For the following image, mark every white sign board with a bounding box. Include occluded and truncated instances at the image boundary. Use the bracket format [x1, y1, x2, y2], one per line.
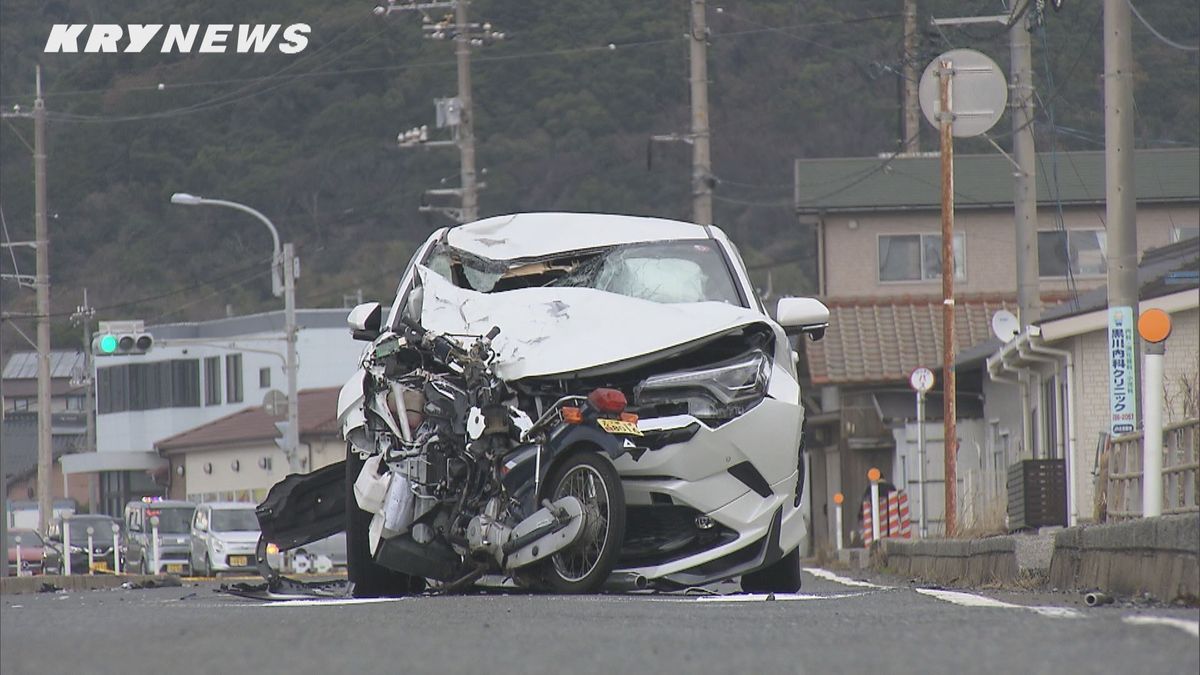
[1108, 306, 1138, 435]
[918, 49, 1008, 138]
[909, 367, 935, 393]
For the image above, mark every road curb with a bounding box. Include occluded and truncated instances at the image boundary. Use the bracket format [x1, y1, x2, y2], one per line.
[1048, 513, 1199, 604]
[0, 573, 181, 595]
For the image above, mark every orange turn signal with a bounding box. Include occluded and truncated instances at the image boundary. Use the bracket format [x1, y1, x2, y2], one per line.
[562, 406, 583, 424]
[619, 412, 639, 424]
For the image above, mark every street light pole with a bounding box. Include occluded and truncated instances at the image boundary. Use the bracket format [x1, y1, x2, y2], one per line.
[170, 193, 302, 473]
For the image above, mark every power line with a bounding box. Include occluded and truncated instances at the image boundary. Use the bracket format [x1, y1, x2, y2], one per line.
[1126, 0, 1199, 51]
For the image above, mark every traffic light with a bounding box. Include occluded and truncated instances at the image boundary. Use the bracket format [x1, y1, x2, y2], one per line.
[92, 320, 154, 356]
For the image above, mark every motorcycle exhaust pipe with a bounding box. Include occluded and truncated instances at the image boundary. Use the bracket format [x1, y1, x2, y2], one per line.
[1084, 591, 1114, 607]
[602, 572, 649, 592]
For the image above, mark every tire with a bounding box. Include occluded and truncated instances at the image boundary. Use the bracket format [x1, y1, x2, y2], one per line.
[535, 452, 626, 594]
[739, 546, 802, 593]
[345, 444, 425, 597]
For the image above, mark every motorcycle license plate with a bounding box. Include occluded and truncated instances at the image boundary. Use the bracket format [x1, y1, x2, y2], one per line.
[597, 418, 642, 436]
[166, 563, 185, 574]
[229, 555, 249, 567]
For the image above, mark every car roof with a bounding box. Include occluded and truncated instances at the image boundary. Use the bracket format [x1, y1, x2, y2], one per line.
[127, 500, 196, 509]
[446, 212, 710, 261]
[202, 502, 257, 510]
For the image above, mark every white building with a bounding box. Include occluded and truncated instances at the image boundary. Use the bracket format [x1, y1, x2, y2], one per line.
[61, 309, 365, 515]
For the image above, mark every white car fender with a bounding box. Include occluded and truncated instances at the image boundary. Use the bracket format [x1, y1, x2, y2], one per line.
[338, 369, 368, 443]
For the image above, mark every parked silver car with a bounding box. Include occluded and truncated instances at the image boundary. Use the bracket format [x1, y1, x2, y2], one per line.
[190, 502, 262, 576]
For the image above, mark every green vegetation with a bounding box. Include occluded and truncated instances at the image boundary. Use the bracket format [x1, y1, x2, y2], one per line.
[0, 0, 1196, 346]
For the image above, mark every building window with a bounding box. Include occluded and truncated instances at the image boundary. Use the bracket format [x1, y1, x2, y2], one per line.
[8, 397, 33, 412]
[878, 233, 965, 282]
[97, 359, 200, 414]
[204, 356, 222, 406]
[1038, 229, 1107, 277]
[226, 354, 243, 404]
[1172, 226, 1199, 243]
[65, 395, 86, 411]
[259, 367, 271, 389]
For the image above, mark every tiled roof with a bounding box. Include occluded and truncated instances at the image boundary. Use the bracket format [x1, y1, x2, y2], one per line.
[794, 148, 1199, 213]
[155, 387, 340, 452]
[805, 295, 1020, 385]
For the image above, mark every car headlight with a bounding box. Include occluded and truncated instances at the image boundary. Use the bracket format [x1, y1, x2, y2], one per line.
[634, 350, 771, 421]
[212, 538, 226, 553]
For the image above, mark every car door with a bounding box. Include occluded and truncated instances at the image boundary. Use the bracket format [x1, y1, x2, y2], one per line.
[190, 507, 207, 567]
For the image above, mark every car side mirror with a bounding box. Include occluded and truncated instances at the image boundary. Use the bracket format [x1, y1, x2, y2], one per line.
[348, 302, 382, 342]
[776, 297, 830, 341]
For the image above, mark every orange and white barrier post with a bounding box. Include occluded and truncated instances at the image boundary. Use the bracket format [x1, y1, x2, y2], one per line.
[868, 467, 882, 544]
[898, 492, 913, 538]
[833, 492, 845, 551]
[861, 500, 873, 546]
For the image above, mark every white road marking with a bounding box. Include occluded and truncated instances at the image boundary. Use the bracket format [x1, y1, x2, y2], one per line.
[259, 597, 409, 607]
[915, 588, 1083, 619]
[1122, 615, 1200, 638]
[802, 567, 889, 589]
[690, 592, 871, 603]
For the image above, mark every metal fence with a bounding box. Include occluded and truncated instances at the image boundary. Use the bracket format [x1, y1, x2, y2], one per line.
[1102, 419, 1200, 520]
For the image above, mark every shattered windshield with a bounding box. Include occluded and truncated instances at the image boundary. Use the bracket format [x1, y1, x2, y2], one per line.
[426, 240, 743, 306]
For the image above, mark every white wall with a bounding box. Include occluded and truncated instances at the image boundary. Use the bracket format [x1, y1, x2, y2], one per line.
[98, 326, 364, 453]
[182, 437, 344, 503]
[892, 418, 990, 536]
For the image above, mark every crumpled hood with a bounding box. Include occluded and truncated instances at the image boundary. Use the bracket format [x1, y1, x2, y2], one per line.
[417, 266, 774, 380]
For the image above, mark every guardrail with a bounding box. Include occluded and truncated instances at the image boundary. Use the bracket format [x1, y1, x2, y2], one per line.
[1103, 419, 1199, 520]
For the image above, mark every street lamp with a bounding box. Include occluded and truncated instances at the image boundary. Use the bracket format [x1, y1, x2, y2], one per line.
[170, 192, 302, 473]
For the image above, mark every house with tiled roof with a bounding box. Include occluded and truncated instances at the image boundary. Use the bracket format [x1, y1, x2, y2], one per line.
[793, 148, 1200, 550]
[155, 387, 343, 504]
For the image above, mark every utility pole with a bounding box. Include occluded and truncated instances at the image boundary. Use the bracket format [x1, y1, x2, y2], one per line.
[1010, 6, 1041, 328]
[282, 242, 301, 472]
[71, 290, 97, 513]
[454, 0, 478, 222]
[938, 58, 957, 537]
[902, 0, 921, 152]
[34, 66, 53, 536]
[689, 0, 712, 225]
[1104, 0, 1139, 428]
[381, 1, 502, 222]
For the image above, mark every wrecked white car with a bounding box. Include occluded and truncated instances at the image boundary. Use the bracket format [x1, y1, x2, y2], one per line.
[255, 213, 828, 596]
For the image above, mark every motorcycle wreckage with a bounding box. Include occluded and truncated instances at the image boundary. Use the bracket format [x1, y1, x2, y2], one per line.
[254, 317, 638, 596]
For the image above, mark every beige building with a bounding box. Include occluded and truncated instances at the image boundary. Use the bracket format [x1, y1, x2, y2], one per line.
[154, 388, 344, 504]
[793, 147, 1199, 549]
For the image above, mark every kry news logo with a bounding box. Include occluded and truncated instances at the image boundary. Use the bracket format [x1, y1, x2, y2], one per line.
[44, 24, 311, 54]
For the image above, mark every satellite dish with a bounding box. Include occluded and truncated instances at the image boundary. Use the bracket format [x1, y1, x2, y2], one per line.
[262, 389, 288, 417]
[918, 49, 1008, 138]
[991, 310, 1020, 343]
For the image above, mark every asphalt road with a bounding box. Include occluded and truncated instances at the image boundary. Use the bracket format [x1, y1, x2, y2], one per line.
[2, 569, 1197, 675]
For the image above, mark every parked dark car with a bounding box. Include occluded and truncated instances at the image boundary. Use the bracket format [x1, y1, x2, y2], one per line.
[48, 515, 123, 573]
[6, 529, 62, 576]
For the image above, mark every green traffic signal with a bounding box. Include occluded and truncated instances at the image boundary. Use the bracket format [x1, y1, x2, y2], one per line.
[98, 334, 118, 354]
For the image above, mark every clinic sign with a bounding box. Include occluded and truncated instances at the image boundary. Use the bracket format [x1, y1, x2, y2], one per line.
[1108, 306, 1137, 435]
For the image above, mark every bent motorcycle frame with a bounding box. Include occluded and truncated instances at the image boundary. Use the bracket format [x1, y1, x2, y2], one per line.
[252, 421, 628, 584]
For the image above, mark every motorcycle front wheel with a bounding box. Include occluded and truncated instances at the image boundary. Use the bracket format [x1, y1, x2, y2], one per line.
[535, 452, 626, 594]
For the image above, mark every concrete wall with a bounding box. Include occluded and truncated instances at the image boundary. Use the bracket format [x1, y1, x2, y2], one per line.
[820, 204, 1190, 298]
[97, 326, 362, 454]
[1049, 514, 1199, 603]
